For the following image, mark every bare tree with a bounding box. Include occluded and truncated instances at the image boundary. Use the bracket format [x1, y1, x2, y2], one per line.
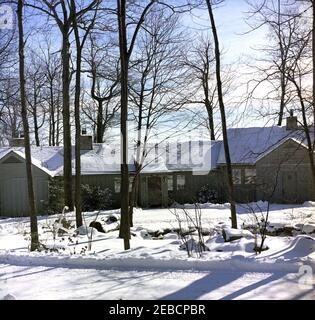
[83, 34, 120, 143]
[182, 35, 234, 140]
[17, 0, 39, 251]
[117, 0, 200, 250]
[0, 77, 21, 143]
[117, 0, 160, 250]
[71, 0, 100, 228]
[0, 12, 19, 144]
[245, 0, 298, 126]
[39, 42, 63, 146]
[26, 52, 47, 146]
[205, 0, 237, 229]
[128, 9, 187, 226]
[26, 0, 100, 210]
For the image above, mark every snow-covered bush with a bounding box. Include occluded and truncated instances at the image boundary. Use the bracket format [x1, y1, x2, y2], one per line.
[197, 184, 218, 203]
[81, 184, 113, 211]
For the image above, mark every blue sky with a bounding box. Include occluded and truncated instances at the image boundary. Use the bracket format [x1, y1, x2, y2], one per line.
[2, 0, 272, 142]
[184, 1, 267, 64]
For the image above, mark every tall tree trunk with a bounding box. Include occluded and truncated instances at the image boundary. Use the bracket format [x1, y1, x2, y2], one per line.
[96, 100, 104, 143]
[205, 98, 215, 140]
[56, 91, 61, 146]
[313, 1, 315, 144]
[277, 0, 285, 127]
[72, 1, 83, 228]
[278, 74, 286, 126]
[17, 0, 39, 251]
[50, 82, 56, 146]
[117, 0, 130, 250]
[205, 0, 237, 228]
[61, 29, 73, 211]
[33, 109, 40, 146]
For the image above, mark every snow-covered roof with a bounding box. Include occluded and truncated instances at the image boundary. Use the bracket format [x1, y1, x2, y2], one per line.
[0, 126, 310, 175]
[217, 126, 312, 165]
[0, 140, 221, 176]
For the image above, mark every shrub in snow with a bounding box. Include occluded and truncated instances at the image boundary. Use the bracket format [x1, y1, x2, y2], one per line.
[146, 229, 164, 238]
[197, 184, 219, 203]
[89, 221, 105, 233]
[171, 204, 208, 257]
[81, 184, 113, 211]
[57, 217, 74, 235]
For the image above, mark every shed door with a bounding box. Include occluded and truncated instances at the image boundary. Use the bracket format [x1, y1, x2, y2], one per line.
[148, 176, 162, 207]
[282, 171, 297, 203]
[0, 178, 29, 217]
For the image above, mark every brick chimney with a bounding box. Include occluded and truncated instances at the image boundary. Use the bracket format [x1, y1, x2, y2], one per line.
[286, 110, 298, 130]
[80, 128, 93, 150]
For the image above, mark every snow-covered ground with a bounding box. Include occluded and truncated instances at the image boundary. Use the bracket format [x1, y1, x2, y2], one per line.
[1, 265, 314, 300]
[0, 201, 315, 300]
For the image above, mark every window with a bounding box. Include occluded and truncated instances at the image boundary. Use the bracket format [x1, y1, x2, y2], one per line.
[232, 169, 242, 185]
[244, 168, 256, 184]
[177, 175, 185, 190]
[114, 177, 121, 193]
[167, 175, 173, 191]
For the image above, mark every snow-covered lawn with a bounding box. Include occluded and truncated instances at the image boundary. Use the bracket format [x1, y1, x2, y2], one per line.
[0, 201, 315, 300]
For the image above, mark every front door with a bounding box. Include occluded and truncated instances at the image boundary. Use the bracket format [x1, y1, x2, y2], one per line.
[282, 171, 298, 203]
[148, 176, 162, 207]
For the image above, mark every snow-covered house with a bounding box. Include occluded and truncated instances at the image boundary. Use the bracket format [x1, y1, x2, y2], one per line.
[0, 136, 222, 216]
[0, 113, 314, 216]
